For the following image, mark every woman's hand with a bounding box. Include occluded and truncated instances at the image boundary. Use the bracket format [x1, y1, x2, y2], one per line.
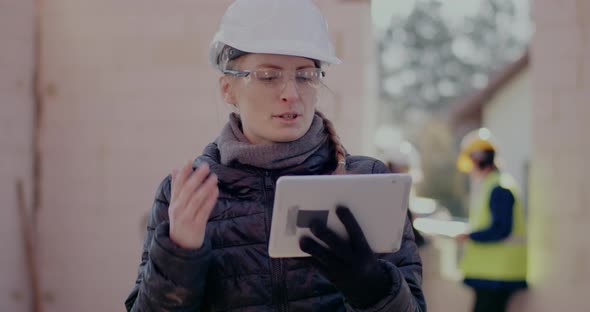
[169, 161, 219, 249]
[299, 206, 393, 308]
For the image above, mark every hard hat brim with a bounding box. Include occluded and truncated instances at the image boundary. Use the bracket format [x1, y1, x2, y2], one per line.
[209, 38, 342, 69]
[457, 152, 474, 173]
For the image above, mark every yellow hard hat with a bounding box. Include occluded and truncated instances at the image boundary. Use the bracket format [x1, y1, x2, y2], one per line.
[457, 128, 497, 173]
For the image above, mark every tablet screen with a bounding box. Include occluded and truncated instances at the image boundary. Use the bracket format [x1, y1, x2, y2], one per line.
[268, 174, 412, 258]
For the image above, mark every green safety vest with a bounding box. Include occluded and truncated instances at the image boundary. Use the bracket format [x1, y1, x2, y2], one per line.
[460, 171, 527, 281]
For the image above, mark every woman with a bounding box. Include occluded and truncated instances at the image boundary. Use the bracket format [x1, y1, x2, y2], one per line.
[125, 1, 426, 311]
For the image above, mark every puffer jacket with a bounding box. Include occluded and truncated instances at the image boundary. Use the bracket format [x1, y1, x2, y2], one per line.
[125, 142, 426, 312]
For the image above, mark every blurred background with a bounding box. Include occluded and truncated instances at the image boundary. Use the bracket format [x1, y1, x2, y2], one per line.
[1, 0, 588, 311]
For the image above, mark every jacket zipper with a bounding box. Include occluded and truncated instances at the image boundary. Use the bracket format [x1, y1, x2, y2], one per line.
[263, 171, 288, 312]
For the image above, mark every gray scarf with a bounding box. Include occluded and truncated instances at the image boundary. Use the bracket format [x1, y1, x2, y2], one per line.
[216, 113, 328, 170]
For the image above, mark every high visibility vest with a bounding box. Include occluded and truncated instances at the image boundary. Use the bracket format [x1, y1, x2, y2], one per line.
[460, 171, 527, 281]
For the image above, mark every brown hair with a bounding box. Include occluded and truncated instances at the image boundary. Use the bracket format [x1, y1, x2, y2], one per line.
[315, 110, 347, 175]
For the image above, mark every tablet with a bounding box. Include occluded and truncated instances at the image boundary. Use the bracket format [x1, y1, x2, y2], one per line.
[268, 173, 412, 258]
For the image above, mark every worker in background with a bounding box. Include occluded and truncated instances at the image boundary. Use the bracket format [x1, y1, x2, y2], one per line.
[455, 128, 527, 312]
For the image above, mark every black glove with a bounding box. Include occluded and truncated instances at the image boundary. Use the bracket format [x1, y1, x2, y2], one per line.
[299, 206, 393, 308]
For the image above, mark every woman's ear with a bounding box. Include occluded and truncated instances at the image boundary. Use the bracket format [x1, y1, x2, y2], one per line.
[219, 75, 237, 105]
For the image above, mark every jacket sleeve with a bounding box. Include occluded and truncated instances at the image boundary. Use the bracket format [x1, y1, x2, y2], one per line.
[469, 186, 515, 242]
[345, 160, 426, 312]
[125, 176, 213, 311]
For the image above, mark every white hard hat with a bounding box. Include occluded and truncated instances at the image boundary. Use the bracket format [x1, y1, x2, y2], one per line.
[381, 142, 424, 184]
[209, 0, 342, 70]
[381, 141, 420, 168]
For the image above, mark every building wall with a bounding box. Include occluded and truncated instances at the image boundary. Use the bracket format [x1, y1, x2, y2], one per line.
[483, 67, 532, 194]
[0, 0, 35, 310]
[315, 0, 378, 156]
[36, 2, 233, 310]
[525, 0, 590, 310]
[1, 1, 376, 311]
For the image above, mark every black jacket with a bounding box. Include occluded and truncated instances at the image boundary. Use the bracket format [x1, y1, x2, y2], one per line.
[125, 142, 426, 311]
